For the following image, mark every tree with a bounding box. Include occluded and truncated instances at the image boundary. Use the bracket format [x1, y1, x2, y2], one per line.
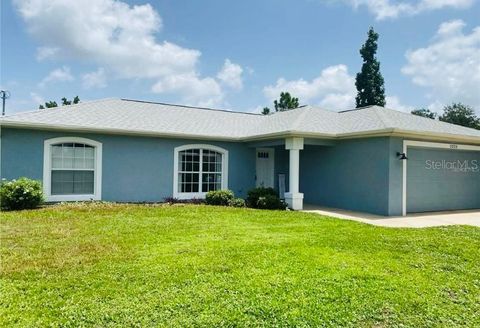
[439, 103, 480, 130]
[262, 92, 300, 115]
[274, 92, 299, 112]
[411, 108, 437, 119]
[61, 96, 80, 106]
[39, 96, 80, 109]
[39, 101, 58, 109]
[355, 27, 386, 108]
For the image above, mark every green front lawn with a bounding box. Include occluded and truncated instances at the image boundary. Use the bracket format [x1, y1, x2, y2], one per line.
[1, 204, 479, 327]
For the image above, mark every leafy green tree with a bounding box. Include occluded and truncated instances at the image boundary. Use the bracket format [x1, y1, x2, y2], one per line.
[39, 96, 80, 109]
[439, 103, 480, 130]
[274, 92, 299, 112]
[61, 96, 80, 106]
[39, 101, 58, 109]
[262, 92, 300, 114]
[355, 27, 386, 108]
[411, 108, 437, 119]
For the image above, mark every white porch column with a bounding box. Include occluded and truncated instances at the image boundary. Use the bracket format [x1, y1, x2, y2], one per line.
[284, 137, 304, 210]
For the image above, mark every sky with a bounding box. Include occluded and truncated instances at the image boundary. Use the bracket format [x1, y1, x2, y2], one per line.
[1, 0, 479, 115]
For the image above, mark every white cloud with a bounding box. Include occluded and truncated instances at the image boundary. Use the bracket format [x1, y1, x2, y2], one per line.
[38, 66, 74, 87]
[426, 100, 445, 113]
[319, 93, 356, 110]
[345, 0, 474, 20]
[30, 92, 44, 106]
[264, 65, 412, 112]
[217, 59, 243, 91]
[402, 20, 480, 112]
[244, 105, 264, 114]
[151, 73, 223, 107]
[386, 95, 413, 112]
[36, 46, 59, 61]
[14, 0, 231, 106]
[82, 68, 107, 89]
[263, 64, 356, 110]
[435, 19, 466, 37]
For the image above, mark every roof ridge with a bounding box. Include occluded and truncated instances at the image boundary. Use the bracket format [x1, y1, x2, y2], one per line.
[369, 106, 391, 129]
[262, 105, 310, 117]
[338, 105, 376, 113]
[120, 98, 262, 116]
[1, 98, 120, 118]
[290, 106, 315, 130]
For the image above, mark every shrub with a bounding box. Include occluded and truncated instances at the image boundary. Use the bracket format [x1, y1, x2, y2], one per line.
[228, 197, 246, 208]
[246, 187, 276, 207]
[0, 178, 44, 211]
[246, 187, 286, 210]
[164, 196, 179, 204]
[205, 190, 234, 206]
[256, 194, 287, 210]
[186, 198, 205, 205]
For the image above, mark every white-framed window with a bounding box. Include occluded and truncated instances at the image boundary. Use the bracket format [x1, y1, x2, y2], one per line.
[173, 144, 228, 199]
[43, 137, 102, 202]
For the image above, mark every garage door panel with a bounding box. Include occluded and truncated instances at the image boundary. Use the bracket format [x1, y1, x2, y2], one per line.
[407, 148, 480, 213]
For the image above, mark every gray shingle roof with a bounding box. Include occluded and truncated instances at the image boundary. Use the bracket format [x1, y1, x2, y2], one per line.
[1, 98, 480, 142]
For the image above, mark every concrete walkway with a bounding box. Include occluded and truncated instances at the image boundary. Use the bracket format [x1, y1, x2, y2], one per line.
[303, 204, 480, 228]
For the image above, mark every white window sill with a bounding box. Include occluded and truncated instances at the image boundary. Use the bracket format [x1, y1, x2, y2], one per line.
[174, 192, 207, 200]
[45, 194, 101, 202]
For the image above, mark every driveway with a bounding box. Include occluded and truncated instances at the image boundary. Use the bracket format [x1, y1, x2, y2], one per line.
[303, 205, 480, 228]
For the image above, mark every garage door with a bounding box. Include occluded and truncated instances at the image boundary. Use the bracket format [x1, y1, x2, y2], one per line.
[406, 146, 480, 213]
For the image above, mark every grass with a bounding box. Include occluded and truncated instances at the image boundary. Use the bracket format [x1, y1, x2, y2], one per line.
[1, 203, 479, 327]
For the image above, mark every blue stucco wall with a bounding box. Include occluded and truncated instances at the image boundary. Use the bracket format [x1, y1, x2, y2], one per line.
[1, 128, 256, 201]
[387, 137, 404, 216]
[300, 137, 394, 215]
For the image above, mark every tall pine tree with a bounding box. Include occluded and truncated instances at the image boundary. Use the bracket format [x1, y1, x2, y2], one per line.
[355, 27, 386, 108]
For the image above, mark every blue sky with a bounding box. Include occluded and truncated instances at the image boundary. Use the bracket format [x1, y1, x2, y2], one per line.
[1, 0, 479, 114]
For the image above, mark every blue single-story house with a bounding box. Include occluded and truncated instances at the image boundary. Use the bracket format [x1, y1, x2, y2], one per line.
[1, 98, 479, 216]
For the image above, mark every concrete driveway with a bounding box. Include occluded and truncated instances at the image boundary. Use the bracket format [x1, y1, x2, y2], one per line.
[303, 205, 480, 228]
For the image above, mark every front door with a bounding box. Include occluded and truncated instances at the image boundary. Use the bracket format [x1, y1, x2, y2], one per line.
[256, 148, 275, 188]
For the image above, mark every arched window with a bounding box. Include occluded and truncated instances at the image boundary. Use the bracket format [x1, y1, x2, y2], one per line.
[43, 137, 102, 201]
[173, 145, 228, 199]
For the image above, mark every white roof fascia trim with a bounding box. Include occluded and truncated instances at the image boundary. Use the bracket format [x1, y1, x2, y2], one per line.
[389, 129, 480, 145]
[244, 130, 337, 141]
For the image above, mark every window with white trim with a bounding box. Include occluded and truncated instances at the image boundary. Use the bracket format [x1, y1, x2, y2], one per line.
[44, 137, 102, 201]
[174, 145, 228, 198]
[51, 143, 95, 195]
